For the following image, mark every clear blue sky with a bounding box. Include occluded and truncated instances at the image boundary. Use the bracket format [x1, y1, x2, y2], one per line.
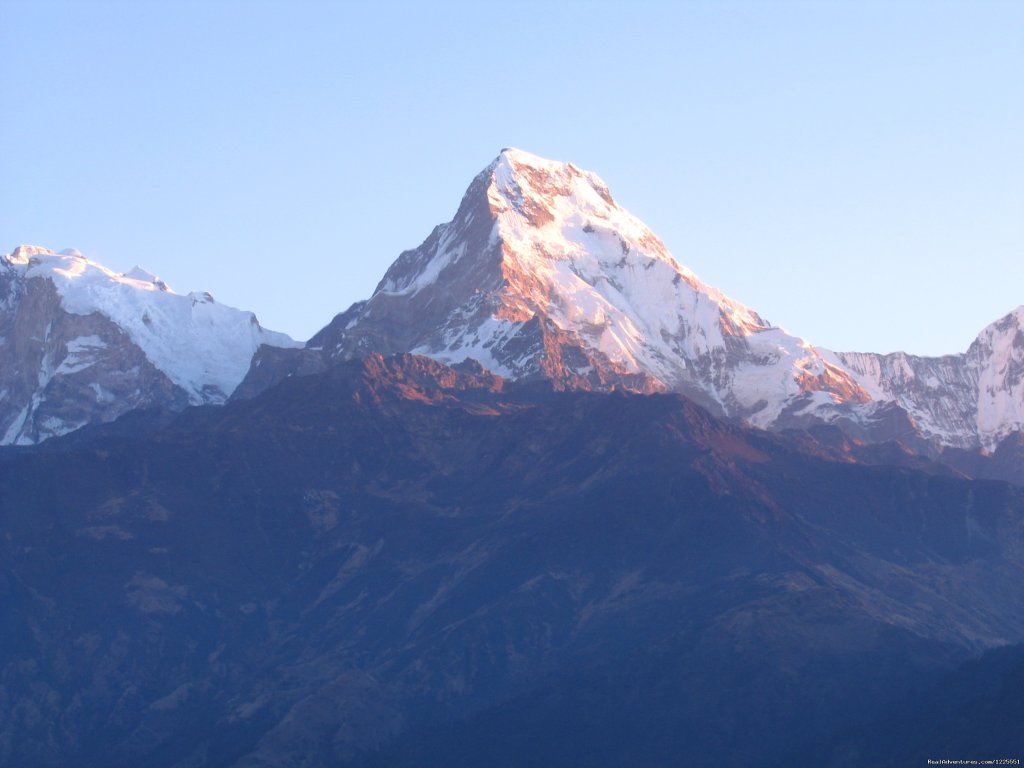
[3, 0, 1021, 355]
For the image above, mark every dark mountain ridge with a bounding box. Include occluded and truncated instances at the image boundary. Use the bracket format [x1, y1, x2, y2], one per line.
[2, 353, 1024, 766]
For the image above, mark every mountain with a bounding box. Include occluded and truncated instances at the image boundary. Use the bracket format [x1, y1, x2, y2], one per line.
[7, 152, 1017, 458]
[2, 353, 1024, 767]
[239, 148, 1023, 459]
[276, 148, 871, 421]
[0, 244, 298, 444]
[4, 150, 1021, 766]
[833, 306, 1024, 451]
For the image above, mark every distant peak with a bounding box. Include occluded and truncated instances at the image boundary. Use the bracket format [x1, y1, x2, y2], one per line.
[123, 265, 159, 283]
[7, 244, 55, 263]
[496, 146, 569, 169]
[492, 148, 589, 185]
[122, 265, 172, 293]
[487, 148, 617, 216]
[973, 304, 1024, 344]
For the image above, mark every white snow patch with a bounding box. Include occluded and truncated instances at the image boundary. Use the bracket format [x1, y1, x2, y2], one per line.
[2, 405, 30, 444]
[89, 382, 115, 403]
[55, 334, 107, 375]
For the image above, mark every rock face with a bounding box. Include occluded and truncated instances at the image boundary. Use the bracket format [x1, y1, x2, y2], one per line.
[240, 149, 1022, 454]
[0, 245, 298, 444]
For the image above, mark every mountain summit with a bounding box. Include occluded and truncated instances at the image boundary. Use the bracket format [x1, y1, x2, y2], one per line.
[301, 148, 868, 421]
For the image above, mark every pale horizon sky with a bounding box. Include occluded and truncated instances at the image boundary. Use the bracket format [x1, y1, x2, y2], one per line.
[2, 0, 1022, 356]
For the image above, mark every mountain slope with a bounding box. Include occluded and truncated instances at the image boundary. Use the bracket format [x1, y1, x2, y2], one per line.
[0, 245, 298, 444]
[3, 354, 1024, 766]
[241, 148, 1021, 456]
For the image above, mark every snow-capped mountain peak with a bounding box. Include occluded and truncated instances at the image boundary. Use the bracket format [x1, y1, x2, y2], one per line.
[0, 244, 298, 444]
[307, 149, 872, 423]
[121, 265, 170, 290]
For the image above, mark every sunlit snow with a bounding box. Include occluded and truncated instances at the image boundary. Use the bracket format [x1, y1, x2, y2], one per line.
[3, 245, 300, 404]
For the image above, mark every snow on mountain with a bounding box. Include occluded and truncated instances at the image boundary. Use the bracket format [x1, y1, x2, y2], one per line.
[9, 153, 1016, 454]
[279, 148, 1021, 453]
[0, 245, 298, 444]
[830, 306, 1024, 450]
[972, 307, 1024, 447]
[307, 148, 870, 424]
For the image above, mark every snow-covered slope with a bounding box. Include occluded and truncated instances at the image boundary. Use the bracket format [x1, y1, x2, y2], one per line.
[0, 245, 298, 444]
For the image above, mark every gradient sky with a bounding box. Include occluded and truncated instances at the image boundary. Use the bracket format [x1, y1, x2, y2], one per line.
[3, 0, 1021, 355]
